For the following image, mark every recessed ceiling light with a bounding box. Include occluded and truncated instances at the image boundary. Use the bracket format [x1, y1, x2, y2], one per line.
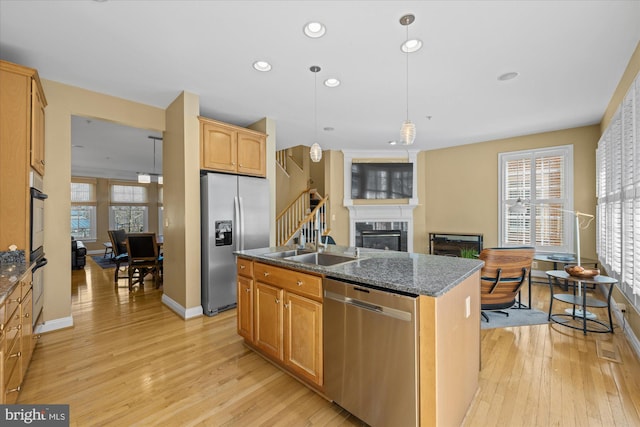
[498, 72, 519, 81]
[72, 145, 84, 148]
[388, 140, 397, 145]
[323, 127, 334, 132]
[304, 22, 326, 38]
[253, 61, 272, 72]
[401, 39, 422, 53]
[324, 78, 340, 88]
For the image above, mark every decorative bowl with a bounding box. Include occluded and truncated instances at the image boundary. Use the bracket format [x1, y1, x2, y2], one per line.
[564, 264, 599, 279]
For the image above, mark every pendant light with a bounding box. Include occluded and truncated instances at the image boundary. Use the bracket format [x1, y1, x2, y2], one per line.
[309, 65, 322, 162]
[399, 14, 419, 146]
[138, 136, 162, 183]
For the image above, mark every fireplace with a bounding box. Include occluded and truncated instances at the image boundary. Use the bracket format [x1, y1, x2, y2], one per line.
[361, 230, 403, 251]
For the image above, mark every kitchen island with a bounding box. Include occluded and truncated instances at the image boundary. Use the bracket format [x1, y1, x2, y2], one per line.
[235, 245, 483, 427]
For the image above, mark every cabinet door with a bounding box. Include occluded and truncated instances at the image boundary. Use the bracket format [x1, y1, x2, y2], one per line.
[237, 276, 254, 342]
[254, 282, 283, 361]
[284, 292, 323, 386]
[201, 122, 237, 172]
[30, 79, 45, 176]
[237, 132, 266, 177]
[21, 288, 34, 379]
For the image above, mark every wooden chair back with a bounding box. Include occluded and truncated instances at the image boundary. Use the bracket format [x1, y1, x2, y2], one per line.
[126, 233, 159, 262]
[108, 229, 128, 256]
[479, 247, 535, 309]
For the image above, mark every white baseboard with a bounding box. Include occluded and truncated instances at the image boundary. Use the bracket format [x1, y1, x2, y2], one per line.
[35, 315, 74, 334]
[611, 296, 640, 360]
[161, 294, 203, 319]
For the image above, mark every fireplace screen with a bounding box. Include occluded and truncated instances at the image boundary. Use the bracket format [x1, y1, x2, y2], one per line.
[355, 221, 408, 252]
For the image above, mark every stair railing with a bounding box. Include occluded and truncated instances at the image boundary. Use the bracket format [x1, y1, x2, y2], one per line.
[276, 189, 329, 246]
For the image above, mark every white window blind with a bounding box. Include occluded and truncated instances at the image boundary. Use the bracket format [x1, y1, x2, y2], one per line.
[70, 179, 97, 240]
[597, 71, 640, 304]
[499, 145, 573, 253]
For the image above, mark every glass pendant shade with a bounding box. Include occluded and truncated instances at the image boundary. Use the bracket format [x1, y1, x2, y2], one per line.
[310, 142, 322, 162]
[400, 120, 416, 145]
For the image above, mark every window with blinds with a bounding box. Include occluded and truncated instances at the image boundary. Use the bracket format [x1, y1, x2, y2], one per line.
[71, 179, 97, 240]
[499, 145, 573, 253]
[597, 71, 639, 304]
[109, 183, 149, 233]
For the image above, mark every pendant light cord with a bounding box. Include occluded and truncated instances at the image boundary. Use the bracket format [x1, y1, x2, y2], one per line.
[406, 23, 409, 121]
[314, 70, 318, 141]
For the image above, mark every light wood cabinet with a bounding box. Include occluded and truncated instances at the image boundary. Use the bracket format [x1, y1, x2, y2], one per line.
[30, 79, 46, 175]
[199, 117, 266, 177]
[284, 292, 323, 385]
[236, 258, 254, 341]
[241, 261, 324, 388]
[1, 269, 33, 404]
[0, 60, 47, 254]
[254, 282, 283, 360]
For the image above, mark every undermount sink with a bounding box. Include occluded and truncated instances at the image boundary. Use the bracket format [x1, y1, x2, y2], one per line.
[285, 252, 359, 266]
[263, 249, 313, 258]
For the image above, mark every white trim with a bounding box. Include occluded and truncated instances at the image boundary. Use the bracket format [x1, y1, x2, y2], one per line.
[162, 294, 203, 319]
[346, 204, 416, 252]
[35, 316, 74, 334]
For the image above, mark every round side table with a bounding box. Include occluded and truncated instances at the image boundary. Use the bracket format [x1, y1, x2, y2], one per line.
[546, 270, 616, 334]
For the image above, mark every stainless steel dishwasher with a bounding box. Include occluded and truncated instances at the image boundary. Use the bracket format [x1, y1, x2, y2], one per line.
[323, 277, 419, 427]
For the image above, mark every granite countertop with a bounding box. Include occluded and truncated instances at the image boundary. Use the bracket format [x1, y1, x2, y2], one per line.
[0, 250, 30, 305]
[235, 245, 484, 297]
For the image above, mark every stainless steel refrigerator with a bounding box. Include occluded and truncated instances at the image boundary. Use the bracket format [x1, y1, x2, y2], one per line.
[201, 172, 270, 316]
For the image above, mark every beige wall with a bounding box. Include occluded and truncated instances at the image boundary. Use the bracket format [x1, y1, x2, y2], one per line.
[421, 125, 599, 258]
[163, 91, 201, 314]
[599, 41, 640, 339]
[247, 117, 277, 246]
[41, 79, 164, 326]
[325, 150, 349, 246]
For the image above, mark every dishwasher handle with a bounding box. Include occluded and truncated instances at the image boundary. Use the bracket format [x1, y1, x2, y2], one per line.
[349, 299, 382, 313]
[324, 290, 412, 322]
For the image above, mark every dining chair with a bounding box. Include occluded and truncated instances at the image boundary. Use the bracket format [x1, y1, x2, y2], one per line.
[125, 233, 163, 291]
[108, 229, 129, 285]
[479, 247, 535, 322]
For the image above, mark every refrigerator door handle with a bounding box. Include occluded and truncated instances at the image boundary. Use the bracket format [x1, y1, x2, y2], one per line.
[234, 196, 241, 252]
[238, 196, 245, 251]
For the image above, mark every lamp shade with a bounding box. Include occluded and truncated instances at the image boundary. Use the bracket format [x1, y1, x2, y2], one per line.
[400, 120, 416, 145]
[310, 142, 322, 162]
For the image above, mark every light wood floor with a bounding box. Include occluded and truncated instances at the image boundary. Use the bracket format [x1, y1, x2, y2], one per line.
[18, 258, 640, 426]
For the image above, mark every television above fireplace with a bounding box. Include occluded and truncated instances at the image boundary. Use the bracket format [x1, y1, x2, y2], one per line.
[351, 162, 413, 200]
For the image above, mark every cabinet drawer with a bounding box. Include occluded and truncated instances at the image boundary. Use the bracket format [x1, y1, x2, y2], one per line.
[237, 257, 253, 277]
[3, 309, 21, 354]
[4, 333, 21, 388]
[4, 356, 22, 404]
[254, 263, 322, 300]
[3, 285, 21, 324]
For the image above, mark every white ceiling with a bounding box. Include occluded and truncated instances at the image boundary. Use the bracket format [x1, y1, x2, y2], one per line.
[1, 1, 639, 178]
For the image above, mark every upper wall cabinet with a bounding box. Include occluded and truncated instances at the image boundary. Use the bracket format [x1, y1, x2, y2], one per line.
[0, 60, 47, 253]
[199, 117, 266, 177]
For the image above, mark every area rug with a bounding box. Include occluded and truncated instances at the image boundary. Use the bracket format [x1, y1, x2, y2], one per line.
[90, 255, 116, 269]
[481, 308, 550, 329]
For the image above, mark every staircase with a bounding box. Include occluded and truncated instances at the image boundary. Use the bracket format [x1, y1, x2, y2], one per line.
[276, 188, 329, 246]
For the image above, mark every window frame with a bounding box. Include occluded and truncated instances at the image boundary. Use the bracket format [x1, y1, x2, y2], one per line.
[108, 181, 150, 233]
[70, 178, 97, 241]
[498, 145, 574, 253]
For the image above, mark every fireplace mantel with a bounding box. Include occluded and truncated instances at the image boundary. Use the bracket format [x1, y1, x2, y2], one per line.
[343, 150, 419, 252]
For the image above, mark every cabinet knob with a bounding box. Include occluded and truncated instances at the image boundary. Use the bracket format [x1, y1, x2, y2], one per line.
[275, 298, 280, 304]
[24, 313, 30, 318]
[41, 160, 45, 165]
[240, 265, 245, 269]
[263, 272, 270, 277]
[9, 351, 21, 358]
[245, 288, 250, 293]
[7, 385, 21, 394]
[284, 303, 289, 309]
[296, 280, 303, 286]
